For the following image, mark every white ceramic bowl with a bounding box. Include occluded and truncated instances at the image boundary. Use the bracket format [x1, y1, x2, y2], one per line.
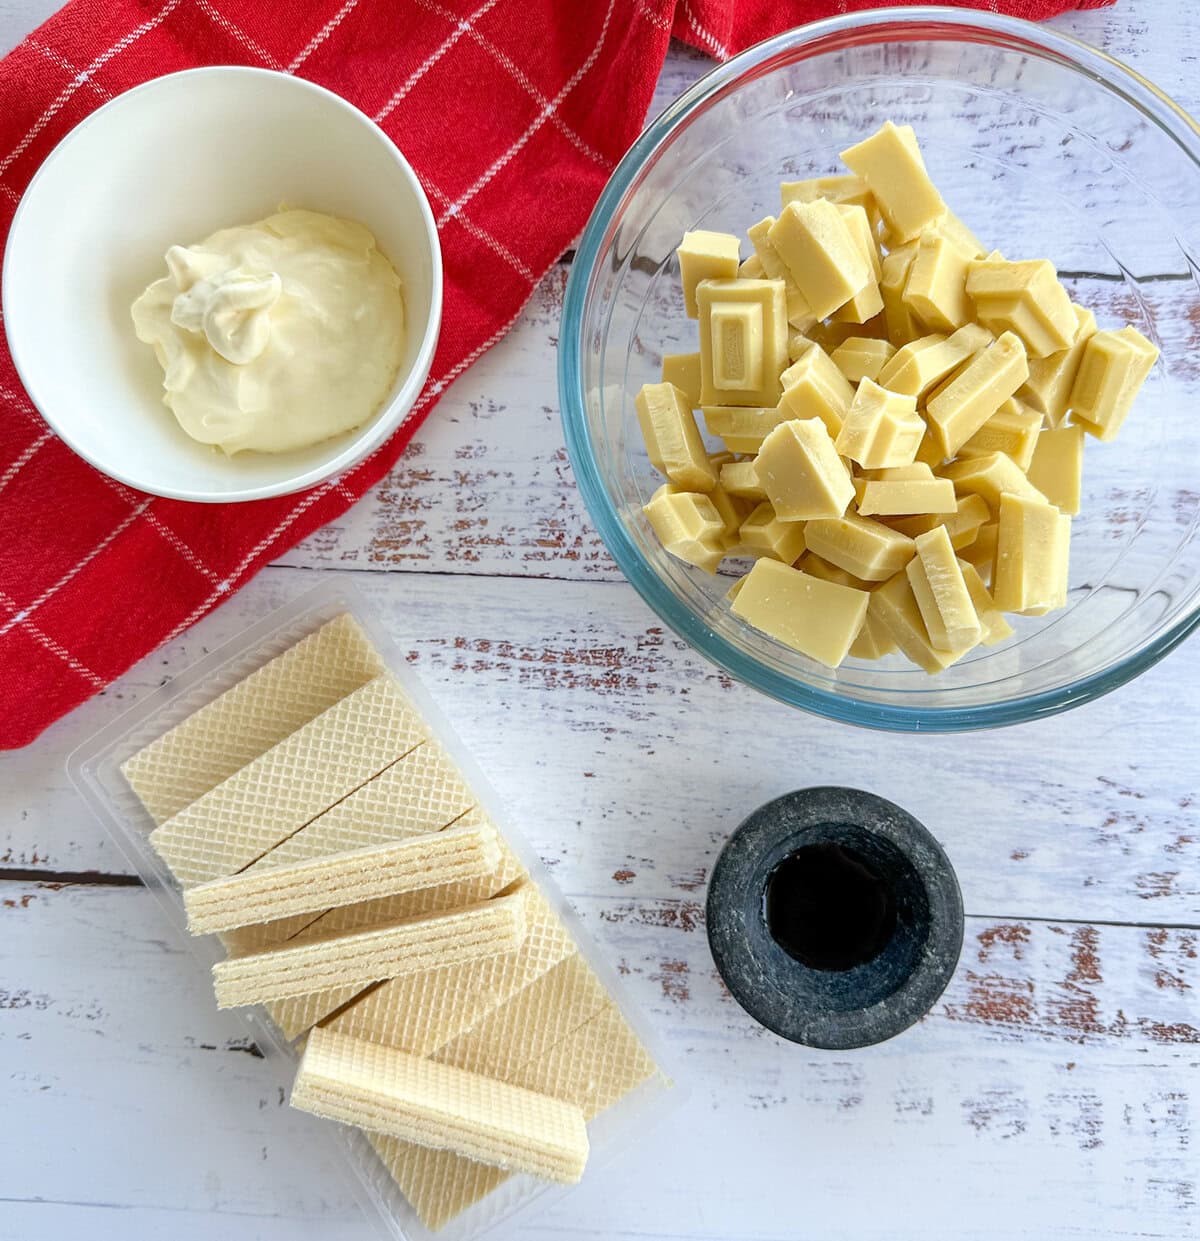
[2, 67, 442, 503]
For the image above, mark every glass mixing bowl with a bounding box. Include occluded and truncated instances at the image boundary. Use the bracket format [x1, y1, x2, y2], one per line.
[559, 6, 1200, 731]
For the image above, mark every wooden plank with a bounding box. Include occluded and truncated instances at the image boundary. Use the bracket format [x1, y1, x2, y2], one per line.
[274, 283, 1198, 587]
[0, 0, 59, 55]
[0, 1206, 367, 1241]
[261, 10, 1200, 591]
[0, 883, 364, 1231]
[2, 4, 1200, 1240]
[5, 568, 1198, 925]
[1, 882, 1197, 1239]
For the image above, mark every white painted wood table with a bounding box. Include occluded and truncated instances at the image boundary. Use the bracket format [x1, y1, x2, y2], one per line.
[2, 2, 1199, 1239]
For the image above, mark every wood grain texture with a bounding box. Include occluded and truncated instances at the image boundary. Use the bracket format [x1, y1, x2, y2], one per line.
[0, 0, 56, 55]
[2, 3, 1199, 1240]
[273, 275, 1199, 583]
[5, 567, 1198, 1241]
[9, 571, 1200, 922]
[2, 879, 1198, 1241]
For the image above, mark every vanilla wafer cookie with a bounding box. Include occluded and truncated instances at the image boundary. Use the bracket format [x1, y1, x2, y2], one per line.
[231, 845, 527, 1032]
[272, 943, 598, 1068]
[264, 983, 366, 1043]
[247, 739, 477, 873]
[213, 888, 528, 1008]
[122, 614, 384, 824]
[292, 1030, 590, 1185]
[313, 833, 526, 936]
[149, 676, 430, 886]
[323, 883, 574, 1053]
[219, 760, 489, 961]
[219, 914, 320, 957]
[370, 1137, 508, 1233]
[509, 1003, 659, 1117]
[292, 813, 526, 942]
[246, 819, 528, 1037]
[185, 822, 502, 935]
[260, 878, 533, 1042]
[221, 837, 515, 965]
[259, 846, 529, 1039]
[372, 1001, 658, 1227]
[433, 953, 612, 1081]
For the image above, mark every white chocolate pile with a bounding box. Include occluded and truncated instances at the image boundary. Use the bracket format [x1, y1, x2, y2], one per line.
[638, 122, 1158, 672]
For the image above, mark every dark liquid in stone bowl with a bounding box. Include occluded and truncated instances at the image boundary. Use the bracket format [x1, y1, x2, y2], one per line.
[764, 842, 897, 971]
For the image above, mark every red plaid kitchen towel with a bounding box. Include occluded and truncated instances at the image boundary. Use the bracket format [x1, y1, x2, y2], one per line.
[0, 0, 1112, 748]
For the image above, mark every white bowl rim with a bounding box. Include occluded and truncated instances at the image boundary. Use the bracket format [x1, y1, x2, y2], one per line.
[1, 65, 444, 504]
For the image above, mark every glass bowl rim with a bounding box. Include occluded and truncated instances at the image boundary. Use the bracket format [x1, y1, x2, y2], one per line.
[558, 4, 1200, 733]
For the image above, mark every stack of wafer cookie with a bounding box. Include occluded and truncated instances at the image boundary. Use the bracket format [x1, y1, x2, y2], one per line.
[120, 614, 660, 1231]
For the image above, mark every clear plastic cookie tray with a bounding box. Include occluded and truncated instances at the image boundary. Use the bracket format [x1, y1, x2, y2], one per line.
[66, 578, 679, 1241]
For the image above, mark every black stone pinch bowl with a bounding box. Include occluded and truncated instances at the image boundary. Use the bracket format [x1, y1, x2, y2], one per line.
[706, 787, 964, 1050]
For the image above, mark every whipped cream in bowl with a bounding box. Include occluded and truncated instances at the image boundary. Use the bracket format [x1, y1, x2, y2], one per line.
[2, 67, 442, 502]
[133, 210, 408, 456]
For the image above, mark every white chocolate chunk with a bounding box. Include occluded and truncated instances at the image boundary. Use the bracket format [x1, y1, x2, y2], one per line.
[831, 336, 896, 384]
[703, 404, 789, 454]
[643, 487, 724, 573]
[933, 210, 986, 260]
[888, 492, 991, 550]
[754, 419, 854, 521]
[778, 344, 856, 436]
[877, 324, 991, 398]
[780, 174, 883, 239]
[880, 242, 922, 345]
[834, 378, 924, 469]
[925, 332, 1029, 457]
[966, 257, 1075, 358]
[747, 216, 816, 329]
[962, 521, 999, 586]
[855, 463, 956, 517]
[768, 199, 871, 320]
[797, 553, 897, 660]
[1069, 325, 1158, 442]
[677, 230, 739, 318]
[868, 571, 970, 673]
[803, 511, 915, 582]
[957, 399, 1042, 471]
[939, 451, 1047, 515]
[957, 559, 1014, 646]
[731, 559, 869, 667]
[697, 279, 789, 408]
[1026, 424, 1084, 515]
[660, 352, 701, 406]
[993, 493, 1071, 615]
[1019, 304, 1096, 424]
[904, 230, 972, 333]
[840, 122, 946, 244]
[906, 526, 982, 652]
[832, 203, 884, 324]
[720, 460, 768, 500]
[636, 382, 716, 492]
[736, 501, 807, 563]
